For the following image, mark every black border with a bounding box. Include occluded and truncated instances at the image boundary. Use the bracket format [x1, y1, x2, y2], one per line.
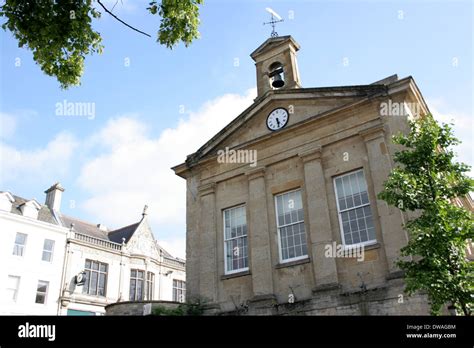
[0, 315, 472, 346]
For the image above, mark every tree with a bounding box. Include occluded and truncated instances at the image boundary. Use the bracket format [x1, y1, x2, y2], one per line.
[378, 113, 473, 315]
[0, 0, 203, 89]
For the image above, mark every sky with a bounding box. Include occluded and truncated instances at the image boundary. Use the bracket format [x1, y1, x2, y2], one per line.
[0, 0, 472, 259]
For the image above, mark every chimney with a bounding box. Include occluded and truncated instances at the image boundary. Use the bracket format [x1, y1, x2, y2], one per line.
[44, 182, 65, 211]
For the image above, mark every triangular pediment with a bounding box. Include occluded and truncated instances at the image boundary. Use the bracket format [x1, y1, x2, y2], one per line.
[250, 35, 300, 60]
[124, 219, 160, 259]
[187, 85, 386, 165]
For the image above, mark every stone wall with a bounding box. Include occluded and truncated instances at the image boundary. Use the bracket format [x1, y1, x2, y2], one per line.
[213, 277, 430, 316]
[105, 301, 180, 316]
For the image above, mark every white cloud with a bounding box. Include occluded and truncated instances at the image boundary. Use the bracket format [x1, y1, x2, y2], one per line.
[157, 237, 186, 261]
[77, 88, 257, 258]
[0, 132, 79, 186]
[0, 112, 17, 139]
[427, 99, 474, 177]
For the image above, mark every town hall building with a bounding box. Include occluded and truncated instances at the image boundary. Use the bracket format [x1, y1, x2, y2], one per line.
[172, 35, 435, 315]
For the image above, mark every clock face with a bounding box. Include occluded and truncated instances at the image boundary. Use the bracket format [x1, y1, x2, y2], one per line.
[266, 108, 289, 131]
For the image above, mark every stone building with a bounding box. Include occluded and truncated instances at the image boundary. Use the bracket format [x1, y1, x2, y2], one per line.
[172, 35, 435, 315]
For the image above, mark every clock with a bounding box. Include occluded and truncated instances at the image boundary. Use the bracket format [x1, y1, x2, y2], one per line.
[75, 271, 86, 286]
[266, 107, 289, 131]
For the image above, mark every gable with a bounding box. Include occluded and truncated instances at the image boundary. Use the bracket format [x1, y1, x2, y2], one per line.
[192, 87, 385, 166]
[124, 219, 159, 259]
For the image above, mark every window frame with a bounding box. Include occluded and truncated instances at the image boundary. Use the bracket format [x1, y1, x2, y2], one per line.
[333, 169, 377, 249]
[146, 272, 155, 300]
[12, 232, 27, 257]
[82, 259, 108, 297]
[41, 239, 55, 262]
[7, 275, 21, 302]
[274, 188, 309, 263]
[223, 204, 249, 275]
[35, 280, 49, 305]
[129, 269, 145, 301]
[172, 279, 186, 303]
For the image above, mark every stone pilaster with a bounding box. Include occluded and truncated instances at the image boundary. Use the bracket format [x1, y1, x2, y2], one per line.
[246, 167, 274, 298]
[359, 124, 408, 274]
[299, 145, 339, 288]
[197, 182, 218, 302]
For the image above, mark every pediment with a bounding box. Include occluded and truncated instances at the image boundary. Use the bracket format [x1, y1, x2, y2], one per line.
[190, 87, 380, 165]
[125, 220, 159, 259]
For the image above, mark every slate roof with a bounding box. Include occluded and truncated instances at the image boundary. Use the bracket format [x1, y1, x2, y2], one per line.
[2, 193, 58, 225]
[60, 214, 110, 240]
[107, 222, 141, 244]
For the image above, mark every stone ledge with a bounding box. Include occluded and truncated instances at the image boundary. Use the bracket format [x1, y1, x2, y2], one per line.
[312, 282, 341, 294]
[386, 270, 405, 280]
[364, 242, 381, 251]
[220, 270, 251, 280]
[275, 257, 311, 269]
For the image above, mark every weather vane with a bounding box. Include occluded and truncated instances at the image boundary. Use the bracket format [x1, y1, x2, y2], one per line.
[263, 7, 284, 38]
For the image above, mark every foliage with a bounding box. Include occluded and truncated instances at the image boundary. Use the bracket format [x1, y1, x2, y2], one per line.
[151, 298, 205, 316]
[147, 0, 203, 49]
[378, 113, 473, 315]
[0, 0, 204, 88]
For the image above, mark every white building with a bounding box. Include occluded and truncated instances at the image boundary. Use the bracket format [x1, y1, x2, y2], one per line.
[0, 189, 68, 315]
[0, 183, 186, 316]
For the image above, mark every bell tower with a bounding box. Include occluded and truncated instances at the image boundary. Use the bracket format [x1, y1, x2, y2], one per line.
[250, 35, 302, 98]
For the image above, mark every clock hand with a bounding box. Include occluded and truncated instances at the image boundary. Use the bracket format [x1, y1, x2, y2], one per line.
[276, 118, 280, 126]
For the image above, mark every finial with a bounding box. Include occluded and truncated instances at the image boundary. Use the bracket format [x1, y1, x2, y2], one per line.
[142, 204, 148, 217]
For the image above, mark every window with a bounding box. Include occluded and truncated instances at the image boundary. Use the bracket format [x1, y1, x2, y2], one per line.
[35, 280, 49, 304]
[129, 269, 144, 301]
[334, 169, 376, 246]
[275, 189, 308, 262]
[172, 280, 186, 303]
[42, 239, 55, 262]
[7, 276, 20, 302]
[12, 233, 27, 256]
[223, 205, 248, 274]
[146, 272, 155, 300]
[83, 260, 108, 296]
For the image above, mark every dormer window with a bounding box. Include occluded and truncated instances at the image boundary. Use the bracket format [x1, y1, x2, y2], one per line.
[19, 200, 41, 219]
[269, 62, 285, 89]
[0, 192, 14, 212]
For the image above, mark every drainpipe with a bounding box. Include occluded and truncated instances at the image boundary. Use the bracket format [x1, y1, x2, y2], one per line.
[118, 238, 125, 301]
[57, 223, 73, 315]
[159, 249, 163, 300]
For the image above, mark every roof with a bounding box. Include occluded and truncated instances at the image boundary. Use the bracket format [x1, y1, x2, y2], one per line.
[174, 79, 399, 172]
[60, 214, 110, 240]
[3, 193, 59, 225]
[107, 222, 141, 243]
[250, 35, 300, 60]
[2, 191, 180, 259]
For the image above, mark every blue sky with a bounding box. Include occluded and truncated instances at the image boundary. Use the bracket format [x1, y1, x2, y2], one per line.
[1, 0, 472, 258]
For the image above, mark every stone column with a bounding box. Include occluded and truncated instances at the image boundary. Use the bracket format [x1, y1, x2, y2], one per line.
[246, 167, 274, 298]
[299, 145, 339, 288]
[197, 182, 218, 303]
[360, 124, 408, 275]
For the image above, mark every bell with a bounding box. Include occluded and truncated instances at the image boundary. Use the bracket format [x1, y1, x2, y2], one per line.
[271, 73, 285, 88]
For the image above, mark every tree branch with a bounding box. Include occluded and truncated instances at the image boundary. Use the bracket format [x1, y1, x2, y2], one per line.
[96, 0, 151, 38]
